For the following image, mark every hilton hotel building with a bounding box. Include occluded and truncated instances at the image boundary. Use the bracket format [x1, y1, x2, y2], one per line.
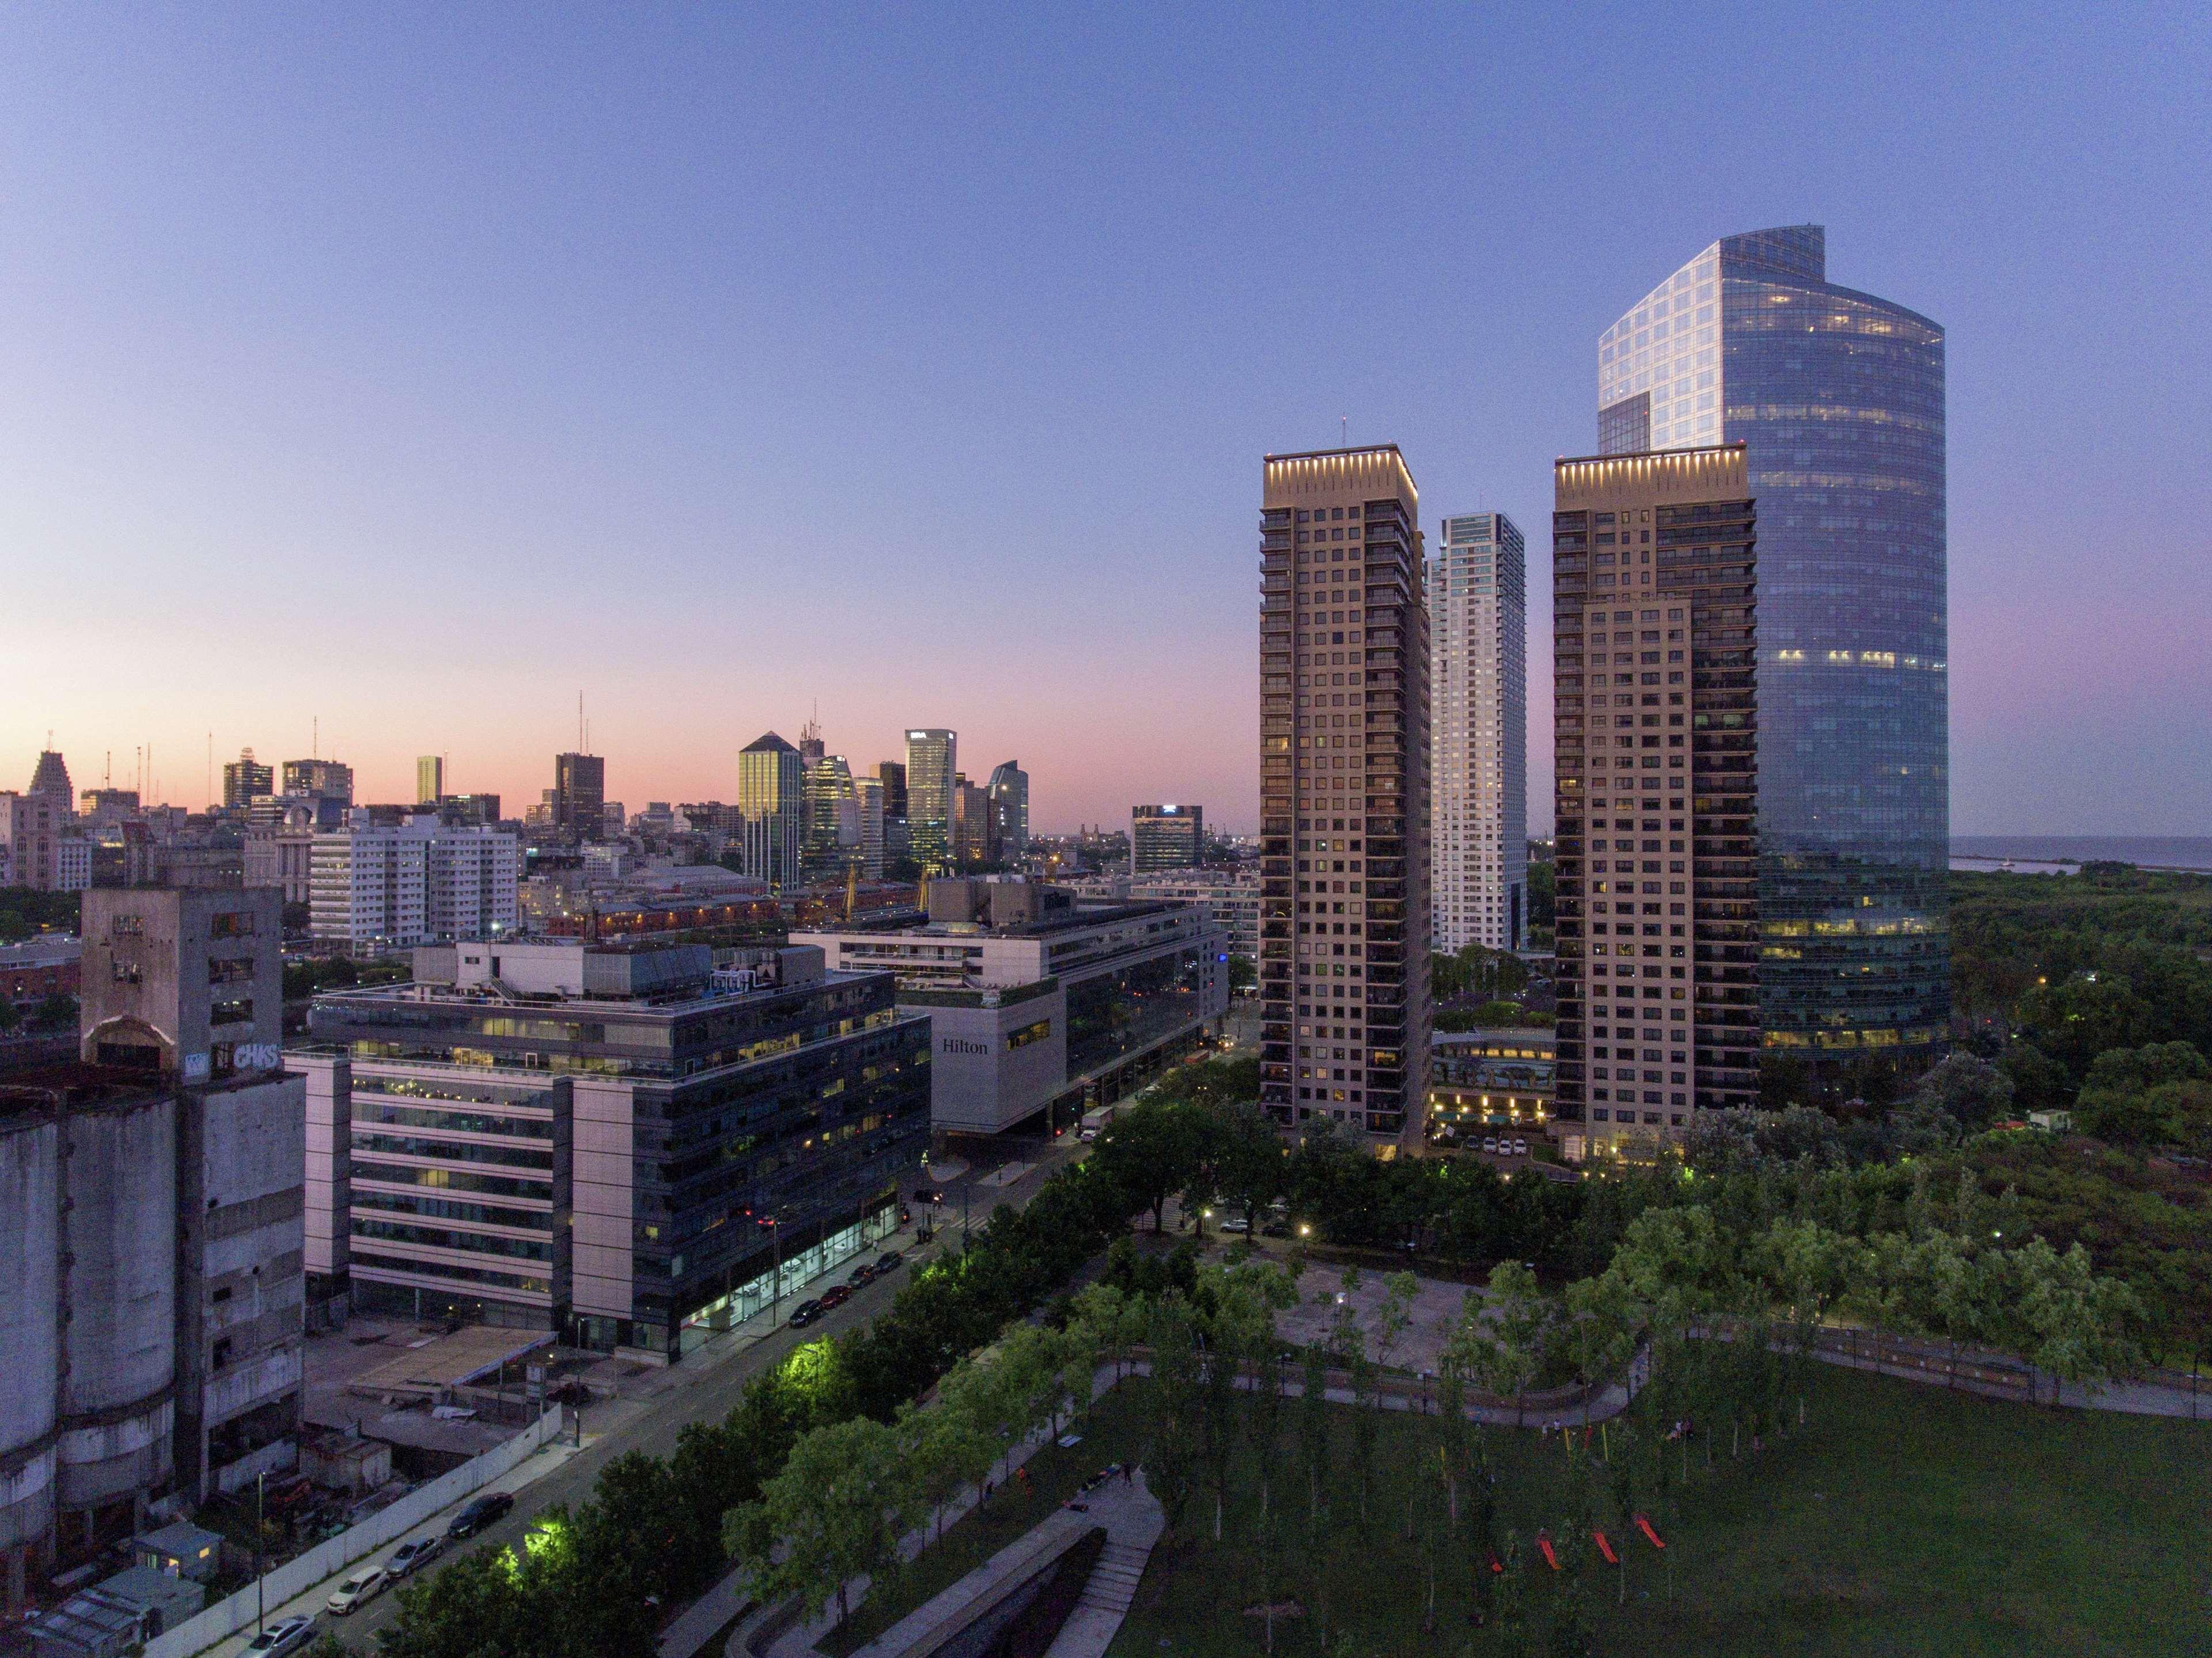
[1551, 444, 1759, 1154]
[1257, 446, 1431, 1145]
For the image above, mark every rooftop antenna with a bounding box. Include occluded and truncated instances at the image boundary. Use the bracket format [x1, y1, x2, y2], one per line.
[313, 715, 319, 759]
[1341, 414, 1348, 450]
[578, 691, 585, 754]
[206, 733, 213, 807]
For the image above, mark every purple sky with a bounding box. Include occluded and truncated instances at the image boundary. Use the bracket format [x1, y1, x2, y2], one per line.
[3, 5, 2206, 834]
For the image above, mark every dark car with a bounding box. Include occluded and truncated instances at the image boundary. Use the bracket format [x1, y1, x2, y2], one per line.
[845, 1263, 875, 1288]
[446, 1490, 514, 1540]
[874, 1250, 903, 1274]
[817, 1284, 853, 1311]
[787, 1298, 824, 1328]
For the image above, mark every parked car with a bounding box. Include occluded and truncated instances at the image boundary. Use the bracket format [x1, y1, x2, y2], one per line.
[326, 1566, 389, 1616]
[1483, 1137, 1499, 1153]
[446, 1490, 514, 1540]
[1218, 1213, 1251, 1234]
[818, 1284, 853, 1311]
[874, 1250, 904, 1274]
[244, 1616, 316, 1656]
[1260, 1219, 1290, 1239]
[787, 1298, 824, 1328]
[387, 1535, 443, 1577]
[846, 1263, 874, 1287]
[1512, 1137, 1528, 1156]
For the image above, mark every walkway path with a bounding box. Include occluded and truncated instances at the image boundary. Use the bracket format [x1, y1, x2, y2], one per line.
[1040, 1475, 1164, 1658]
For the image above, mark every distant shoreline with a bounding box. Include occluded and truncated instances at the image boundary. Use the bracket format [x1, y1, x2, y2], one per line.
[1950, 836, 2212, 876]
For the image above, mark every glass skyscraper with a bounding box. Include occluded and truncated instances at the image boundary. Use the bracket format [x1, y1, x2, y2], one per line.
[1599, 225, 1948, 1074]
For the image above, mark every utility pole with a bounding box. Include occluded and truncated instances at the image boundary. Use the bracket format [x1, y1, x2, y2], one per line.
[255, 1470, 266, 1635]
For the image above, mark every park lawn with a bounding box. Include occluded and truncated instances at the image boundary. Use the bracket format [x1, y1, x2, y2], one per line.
[820, 1382, 1153, 1656]
[1103, 1364, 2209, 1658]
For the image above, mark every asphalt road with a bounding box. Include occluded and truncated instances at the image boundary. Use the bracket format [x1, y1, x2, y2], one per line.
[313, 1140, 1084, 1653]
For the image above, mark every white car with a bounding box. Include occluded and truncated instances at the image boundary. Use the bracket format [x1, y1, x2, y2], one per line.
[244, 1616, 316, 1656]
[326, 1565, 389, 1615]
[1512, 1137, 1528, 1156]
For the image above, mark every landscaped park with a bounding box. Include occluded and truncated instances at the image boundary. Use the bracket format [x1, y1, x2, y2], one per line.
[768, 1252, 2205, 1658]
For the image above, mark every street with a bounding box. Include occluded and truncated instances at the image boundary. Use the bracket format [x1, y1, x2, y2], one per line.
[225, 1138, 1085, 1657]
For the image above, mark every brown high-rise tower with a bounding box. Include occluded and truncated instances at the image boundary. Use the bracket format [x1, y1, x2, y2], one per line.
[1551, 444, 1760, 1157]
[1258, 446, 1430, 1145]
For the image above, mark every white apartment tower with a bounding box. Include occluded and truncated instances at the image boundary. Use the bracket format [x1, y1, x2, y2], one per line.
[1429, 512, 1527, 952]
[309, 813, 520, 949]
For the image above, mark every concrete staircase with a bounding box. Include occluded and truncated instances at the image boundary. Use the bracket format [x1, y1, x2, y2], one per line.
[1073, 1538, 1150, 1616]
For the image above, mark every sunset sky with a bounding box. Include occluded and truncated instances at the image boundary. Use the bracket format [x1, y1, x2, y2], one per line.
[3, 6, 2206, 834]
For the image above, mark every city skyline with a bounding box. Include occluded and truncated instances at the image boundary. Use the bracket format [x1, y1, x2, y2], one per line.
[2, 9, 2206, 834]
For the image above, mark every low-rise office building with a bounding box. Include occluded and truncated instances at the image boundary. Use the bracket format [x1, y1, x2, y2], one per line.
[296, 936, 930, 1362]
[1426, 1026, 1554, 1150]
[1126, 868, 1262, 964]
[793, 877, 1229, 1138]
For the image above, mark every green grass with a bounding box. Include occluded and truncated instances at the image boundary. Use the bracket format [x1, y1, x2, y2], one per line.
[1097, 1365, 2209, 1658]
[820, 1393, 1150, 1655]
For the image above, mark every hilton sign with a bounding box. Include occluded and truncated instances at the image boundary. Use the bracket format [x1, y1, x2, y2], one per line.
[940, 1036, 991, 1056]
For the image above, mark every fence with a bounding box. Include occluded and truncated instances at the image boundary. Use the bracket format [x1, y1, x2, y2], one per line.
[144, 1407, 567, 1658]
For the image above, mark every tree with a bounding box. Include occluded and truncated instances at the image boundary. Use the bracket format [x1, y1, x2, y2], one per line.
[1468, 1260, 1548, 1428]
[725, 1413, 916, 1629]
[1143, 1297, 1205, 1536]
[1751, 1218, 1863, 1400]
[2015, 1238, 2143, 1405]
[1093, 1098, 1205, 1233]
[902, 1399, 993, 1545]
[28, 992, 74, 1031]
[569, 1452, 685, 1656]
[1226, 954, 1258, 993]
[1901, 1053, 2016, 1133]
[380, 1538, 544, 1658]
[1210, 1103, 1285, 1235]
[1558, 1274, 1635, 1395]
[1296, 1342, 1333, 1527]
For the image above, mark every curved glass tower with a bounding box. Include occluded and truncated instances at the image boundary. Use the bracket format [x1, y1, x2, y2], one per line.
[1599, 225, 1949, 1075]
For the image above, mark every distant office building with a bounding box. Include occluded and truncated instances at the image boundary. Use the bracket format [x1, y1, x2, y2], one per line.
[1131, 804, 1204, 875]
[78, 788, 141, 831]
[952, 776, 993, 867]
[244, 802, 317, 904]
[552, 752, 606, 840]
[1257, 444, 1432, 1142]
[298, 939, 928, 1358]
[904, 730, 957, 872]
[1429, 512, 1528, 952]
[794, 880, 1228, 1137]
[0, 792, 62, 889]
[739, 732, 805, 892]
[416, 755, 445, 804]
[280, 759, 354, 806]
[0, 885, 304, 1592]
[1551, 444, 1761, 1153]
[1600, 225, 1948, 1072]
[53, 838, 90, 894]
[221, 748, 272, 811]
[986, 761, 1029, 859]
[308, 812, 520, 950]
[803, 755, 861, 878]
[27, 751, 73, 818]
[876, 761, 908, 824]
[1128, 866, 1262, 963]
[853, 778, 887, 880]
[442, 792, 502, 827]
